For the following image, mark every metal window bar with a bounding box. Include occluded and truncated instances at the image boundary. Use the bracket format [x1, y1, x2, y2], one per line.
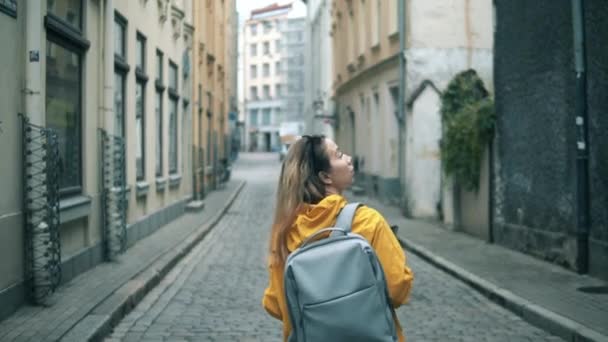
[100, 129, 127, 261]
[20, 114, 62, 305]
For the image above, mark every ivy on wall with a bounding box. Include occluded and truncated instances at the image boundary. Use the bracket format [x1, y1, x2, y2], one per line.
[440, 69, 495, 192]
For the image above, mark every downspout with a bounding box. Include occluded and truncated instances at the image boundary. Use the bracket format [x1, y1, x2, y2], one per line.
[104, 0, 114, 133]
[397, 0, 406, 206]
[572, 0, 589, 274]
[25, 0, 43, 124]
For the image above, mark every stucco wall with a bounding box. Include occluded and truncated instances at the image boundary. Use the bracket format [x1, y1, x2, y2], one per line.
[0, 0, 25, 293]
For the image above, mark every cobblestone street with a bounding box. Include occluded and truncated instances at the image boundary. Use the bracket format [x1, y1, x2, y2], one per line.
[105, 153, 562, 342]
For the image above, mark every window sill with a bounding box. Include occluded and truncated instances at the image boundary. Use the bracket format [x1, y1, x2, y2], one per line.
[59, 195, 92, 224]
[169, 174, 182, 188]
[114, 56, 130, 73]
[155, 80, 166, 91]
[388, 31, 399, 41]
[156, 177, 167, 192]
[136, 181, 150, 198]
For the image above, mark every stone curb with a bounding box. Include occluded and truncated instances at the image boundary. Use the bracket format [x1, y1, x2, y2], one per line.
[397, 236, 608, 342]
[60, 181, 247, 342]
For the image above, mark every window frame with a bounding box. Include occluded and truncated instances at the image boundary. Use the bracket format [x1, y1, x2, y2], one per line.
[44, 0, 89, 197]
[168, 97, 179, 175]
[155, 89, 164, 177]
[0, 0, 17, 18]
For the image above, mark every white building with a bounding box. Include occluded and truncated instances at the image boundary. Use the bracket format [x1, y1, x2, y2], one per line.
[283, 14, 306, 123]
[242, 3, 293, 152]
[304, 0, 334, 139]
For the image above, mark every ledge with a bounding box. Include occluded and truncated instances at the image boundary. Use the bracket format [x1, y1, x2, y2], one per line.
[136, 181, 150, 198]
[155, 80, 166, 91]
[205, 166, 214, 176]
[156, 177, 167, 192]
[169, 174, 182, 188]
[0, 2, 17, 18]
[59, 195, 92, 224]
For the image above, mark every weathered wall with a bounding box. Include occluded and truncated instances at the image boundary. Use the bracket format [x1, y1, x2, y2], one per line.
[493, 0, 578, 269]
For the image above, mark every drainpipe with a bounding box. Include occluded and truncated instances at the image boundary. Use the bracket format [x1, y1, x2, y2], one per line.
[572, 0, 589, 274]
[104, 0, 114, 133]
[25, 1, 43, 124]
[397, 0, 406, 206]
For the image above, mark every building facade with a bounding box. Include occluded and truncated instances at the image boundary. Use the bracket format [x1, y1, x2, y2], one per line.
[283, 16, 306, 123]
[330, 0, 493, 221]
[331, 0, 404, 205]
[304, 0, 334, 139]
[192, 0, 237, 199]
[0, 0, 236, 321]
[242, 3, 292, 152]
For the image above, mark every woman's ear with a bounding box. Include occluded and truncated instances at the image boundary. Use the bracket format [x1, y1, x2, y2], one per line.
[318, 171, 332, 185]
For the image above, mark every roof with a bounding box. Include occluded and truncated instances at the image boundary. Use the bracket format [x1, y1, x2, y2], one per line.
[250, 3, 292, 19]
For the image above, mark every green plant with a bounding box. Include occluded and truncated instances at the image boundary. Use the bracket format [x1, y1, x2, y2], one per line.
[440, 70, 495, 192]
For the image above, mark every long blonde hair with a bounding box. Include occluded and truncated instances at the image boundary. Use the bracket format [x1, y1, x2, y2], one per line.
[269, 135, 330, 266]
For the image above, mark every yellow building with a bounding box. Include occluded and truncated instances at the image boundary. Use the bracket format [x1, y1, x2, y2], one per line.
[331, 0, 404, 204]
[0, 0, 237, 320]
[192, 0, 238, 198]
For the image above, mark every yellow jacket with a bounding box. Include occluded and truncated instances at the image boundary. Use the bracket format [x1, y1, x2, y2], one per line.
[263, 194, 414, 341]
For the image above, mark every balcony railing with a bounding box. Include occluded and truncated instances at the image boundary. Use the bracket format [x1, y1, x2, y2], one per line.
[20, 114, 62, 305]
[100, 129, 127, 261]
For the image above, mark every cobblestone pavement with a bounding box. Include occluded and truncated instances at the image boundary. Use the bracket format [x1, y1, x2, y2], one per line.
[105, 153, 563, 342]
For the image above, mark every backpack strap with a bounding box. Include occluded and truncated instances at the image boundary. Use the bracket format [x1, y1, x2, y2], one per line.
[333, 202, 362, 234]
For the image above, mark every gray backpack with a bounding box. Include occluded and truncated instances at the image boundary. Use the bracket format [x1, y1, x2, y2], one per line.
[284, 203, 397, 342]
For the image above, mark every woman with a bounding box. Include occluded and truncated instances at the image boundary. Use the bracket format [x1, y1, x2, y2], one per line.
[262, 135, 414, 341]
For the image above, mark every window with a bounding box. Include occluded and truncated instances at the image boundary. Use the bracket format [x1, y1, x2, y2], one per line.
[275, 84, 282, 97]
[263, 63, 270, 77]
[156, 50, 163, 83]
[114, 72, 125, 138]
[0, 0, 17, 17]
[114, 14, 126, 60]
[250, 109, 259, 126]
[250, 64, 257, 78]
[250, 86, 258, 100]
[46, 40, 82, 194]
[136, 32, 146, 72]
[275, 61, 281, 75]
[250, 43, 257, 57]
[250, 23, 257, 36]
[47, 0, 81, 30]
[45, 0, 90, 196]
[263, 21, 272, 33]
[263, 41, 270, 55]
[275, 107, 282, 122]
[263, 85, 270, 99]
[169, 61, 178, 92]
[262, 108, 271, 125]
[155, 90, 163, 176]
[136, 82, 145, 180]
[169, 98, 178, 174]
[275, 40, 281, 53]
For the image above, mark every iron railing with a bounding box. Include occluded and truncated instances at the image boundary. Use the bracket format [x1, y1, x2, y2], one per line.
[20, 114, 62, 304]
[100, 129, 127, 261]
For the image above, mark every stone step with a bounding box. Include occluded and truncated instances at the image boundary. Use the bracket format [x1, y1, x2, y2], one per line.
[186, 200, 205, 212]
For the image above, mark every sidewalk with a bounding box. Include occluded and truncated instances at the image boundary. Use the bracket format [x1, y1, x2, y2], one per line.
[347, 190, 608, 342]
[0, 180, 246, 342]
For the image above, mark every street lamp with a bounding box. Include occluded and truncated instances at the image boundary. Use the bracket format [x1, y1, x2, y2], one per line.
[313, 98, 337, 127]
